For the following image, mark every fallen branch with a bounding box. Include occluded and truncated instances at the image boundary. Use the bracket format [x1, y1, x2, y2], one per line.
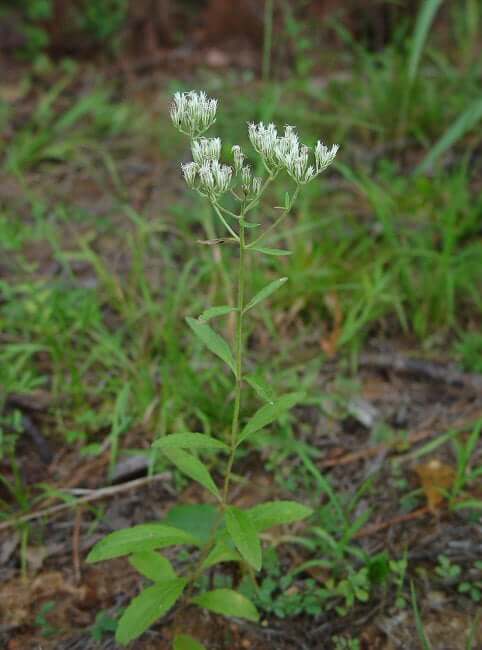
[354, 506, 430, 539]
[322, 408, 482, 468]
[0, 472, 171, 532]
[360, 352, 482, 392]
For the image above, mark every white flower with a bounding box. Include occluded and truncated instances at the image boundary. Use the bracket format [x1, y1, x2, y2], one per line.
[241, 165, 252, 192]
[232, 145, 245, 173]
[315, 142, 339, 173]
[197, 160, 233, 197]
[170, 90, 217, 137]
[251, 176, 262, 197]
[248, 122, 280, 171]
[181, 161, 199, 189]
[240, 165, 262, 198]
[192, 137, 221, 164]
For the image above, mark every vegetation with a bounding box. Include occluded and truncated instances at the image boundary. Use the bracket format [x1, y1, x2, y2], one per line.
[0, 1, 481, 648]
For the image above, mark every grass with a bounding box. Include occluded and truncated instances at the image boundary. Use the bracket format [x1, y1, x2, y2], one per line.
[1, 3, 481, 645]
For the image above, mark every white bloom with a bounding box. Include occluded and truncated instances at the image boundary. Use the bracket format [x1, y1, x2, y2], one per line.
[170, 90, 217, 137]
[251, 176, 262, 197]
[315, 142, 339, 173]
[232, 145, 245, 173]
[192, 137, 221, 164]
[248, 122, 280, 170]
[240, 165, 262, 198]
[197, 160, 233, 197]
[181, 161, 199, 189]
[241, 165, 252, 192]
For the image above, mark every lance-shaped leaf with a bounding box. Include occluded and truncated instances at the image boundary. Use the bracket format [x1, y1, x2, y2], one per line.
[244, 277, 288, 313]
[251, 246, 292, 256]
[86, 524, 199, 563]
[186, 317, 236, 375]
[247, 500, 313, 532]
[192, 589, 259, 622]
[153, 433, 229, 452]
[198, 305, 237, 322]
[225, 506, 262, 571]
[163, 448, 221, 500]
[129, 551, 176, 582]
[245, 374, 276, 404]
[174, 635, 207, 650]
[237, 392, 305, 445]
[116, 579, 187, 645]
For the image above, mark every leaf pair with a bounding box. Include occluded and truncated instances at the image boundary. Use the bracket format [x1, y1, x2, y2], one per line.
[187, 276, 288, 375]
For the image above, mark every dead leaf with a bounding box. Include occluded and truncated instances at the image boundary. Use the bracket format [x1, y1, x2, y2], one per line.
[415, 459, 455, 511]
[321, 292, 343, 358]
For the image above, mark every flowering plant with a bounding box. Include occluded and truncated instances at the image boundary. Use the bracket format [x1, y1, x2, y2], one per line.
[87, 90, 338, 648]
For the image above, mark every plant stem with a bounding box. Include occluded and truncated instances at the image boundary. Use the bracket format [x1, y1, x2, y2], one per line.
[248, 185, 300, 249]
[222, 220, 246, 505]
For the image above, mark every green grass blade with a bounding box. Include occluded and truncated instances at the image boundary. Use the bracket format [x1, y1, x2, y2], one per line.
[416, 97, 482, 174]
[408, 0, 444, 84]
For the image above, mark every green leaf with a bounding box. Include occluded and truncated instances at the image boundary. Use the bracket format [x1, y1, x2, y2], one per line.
[163, 448, 221, 500]
[244, 277, 288, 313]
[164, 504, 219, 546]
[86, 525, 199, 563]
[129, 551, 176, 582]
[225, 506, 262, 571]
[237, 392, 305, 445]
[251, 246, 292, 256]
[244, 374, 276, 403]
[192, 589, 259, 622]
[198, 306, 237, 322]
[116, 579, 187, 645]
[152, 433, 229, 452]
[248, 500, 313, 532]
[174, 634, 207, 650]
[186, 317, 236, 375]
[201, 534, 241, 569]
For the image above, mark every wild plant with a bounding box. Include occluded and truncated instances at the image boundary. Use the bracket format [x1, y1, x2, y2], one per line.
[87, 90, 339, 647]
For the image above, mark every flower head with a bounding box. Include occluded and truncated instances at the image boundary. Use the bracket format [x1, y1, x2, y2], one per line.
[180, 159, 233, 197]
[248, 122, 280, 171]
[192, 137, 221, 164]
[170, 91, 217, 137]
[315, 142, 339, 173]
[232, 145, 245, 174]
[181, 161, 199, 189]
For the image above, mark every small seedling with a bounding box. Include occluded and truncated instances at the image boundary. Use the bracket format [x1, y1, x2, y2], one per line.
[86, 90, 339, 646]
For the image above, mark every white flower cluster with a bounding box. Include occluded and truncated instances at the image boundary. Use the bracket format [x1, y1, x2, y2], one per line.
[172, 91, 338, 198]
[170, 91, 217, 137]
[181, 160, 233, 198]
[192, 137, 221, 164]
[248, 122, 339, 184]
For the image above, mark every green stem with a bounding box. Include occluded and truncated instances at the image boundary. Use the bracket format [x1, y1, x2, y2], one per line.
[222, 221, 246, 504]
[247, 185, 300, 249]
[212, 203, 239, 240]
